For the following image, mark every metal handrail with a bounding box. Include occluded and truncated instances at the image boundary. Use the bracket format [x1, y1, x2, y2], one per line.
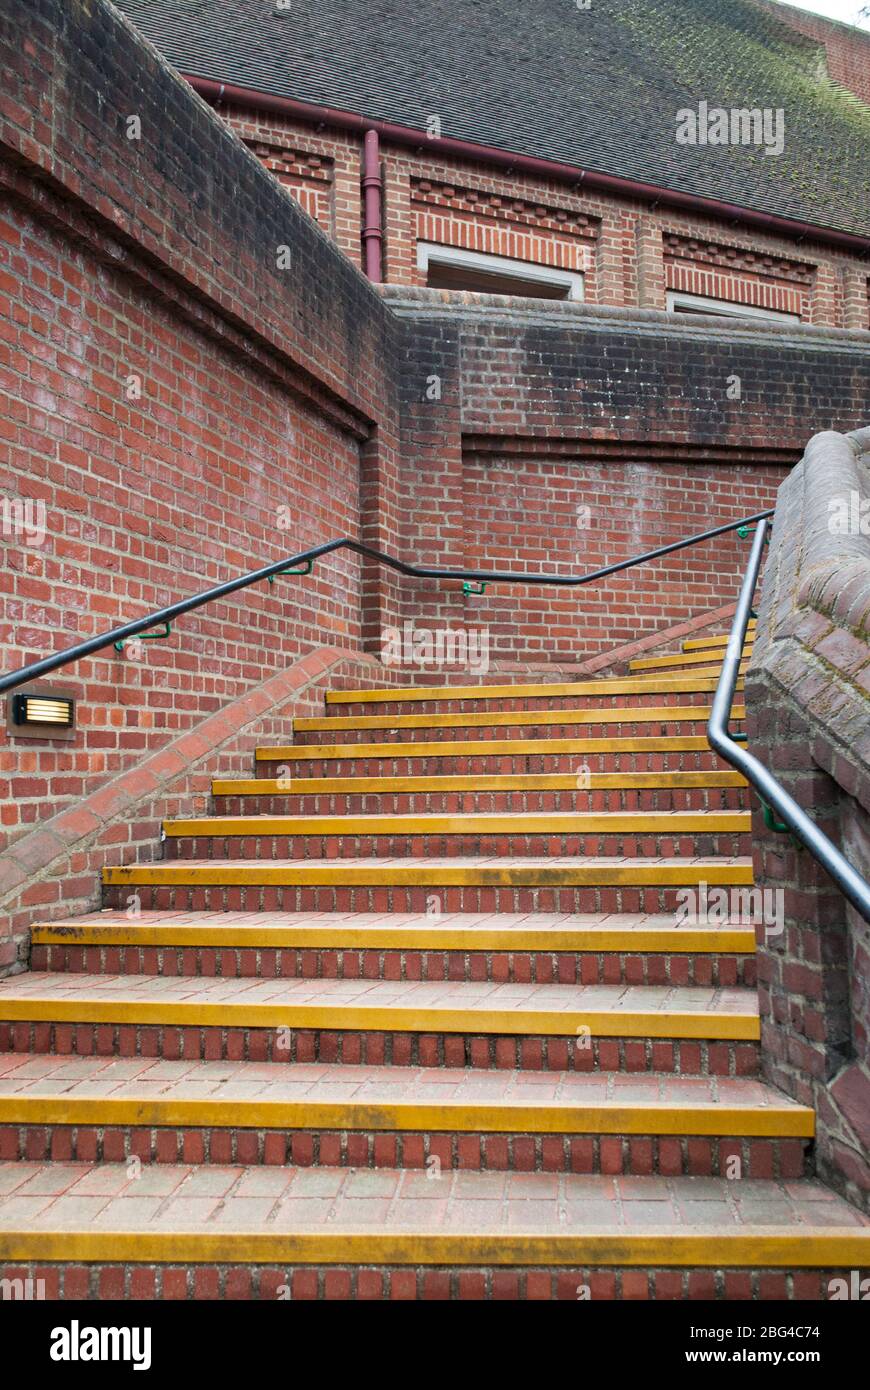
[5, 495, 870, 924]
[0, 508, 774, 696]
[708, 518, 870, 925]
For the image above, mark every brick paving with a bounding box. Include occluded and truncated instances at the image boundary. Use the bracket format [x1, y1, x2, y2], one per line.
[0, 1162, 865, 1233]
[0, 972, 757, 1018]
[0, 1055, 788, 1106]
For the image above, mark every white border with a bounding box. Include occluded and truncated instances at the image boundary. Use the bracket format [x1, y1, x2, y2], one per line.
[666, 290, 800, 323]
[417, 242, 585, 300]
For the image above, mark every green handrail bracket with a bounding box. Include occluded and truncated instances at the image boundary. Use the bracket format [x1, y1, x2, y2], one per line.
[114, 621, 172, 653]
[462, 580, 488, 597]
[737, 523, 771, 544]
[762, 801, 790, 834]
[267, 559, 314, 587]
[730, 730, 748, 743]
[759, 796, 802, 848]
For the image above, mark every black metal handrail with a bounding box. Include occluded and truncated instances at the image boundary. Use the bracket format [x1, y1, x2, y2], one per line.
[0, 508, 774, 696]
[708, 519, 870, 925]
[5, 496, 870, 924]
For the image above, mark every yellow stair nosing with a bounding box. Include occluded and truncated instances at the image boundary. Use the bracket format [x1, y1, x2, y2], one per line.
[628, 661, 749, 677]
[0, 1230, 863, 1269]
[163, 811, 751, 838]
[629, 651, 750, 672]
[325, 675, 745, 705]
[295, 703, 747, 733]
[0, 998, 760, 1039]
[213, 771, 749, 795]
[0, 1095, 811, 1137]
[101, 860, 755, 888]
[684, 625, 756, 651]
[30, 922, 758, 953]
[684, 636, 755, 652]
[256, 734, 727, 761]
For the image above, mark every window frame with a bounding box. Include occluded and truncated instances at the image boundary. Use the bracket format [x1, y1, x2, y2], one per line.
[666, 290, 800, 323]
[417, 241, 585, 301]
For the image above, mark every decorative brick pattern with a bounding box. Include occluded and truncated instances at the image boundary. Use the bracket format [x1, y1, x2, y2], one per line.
[664, 231, 812, 315]
[200, 94, 870, 329]
[243, 140, 333, 231]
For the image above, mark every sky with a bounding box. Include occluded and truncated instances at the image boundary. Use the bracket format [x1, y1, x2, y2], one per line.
[781, 0, 870, 28]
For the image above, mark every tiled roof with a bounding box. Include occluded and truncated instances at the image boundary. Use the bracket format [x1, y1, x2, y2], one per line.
[117, 0, 870, 239]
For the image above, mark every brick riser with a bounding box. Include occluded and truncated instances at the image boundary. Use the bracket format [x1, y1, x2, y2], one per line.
[30, 944, 757, 988]
[294, 718, 724, 745]
[102, 885, 749, 913]
[213, 788, 748, 814]
[163, 832, 753, 861]
[0, 1023, 760, 1074]
[256, 752, 729, 776]
[325, 690, 730, 717]
[0, 1262, 852, 1301]
[0, 1126, 807, 1177]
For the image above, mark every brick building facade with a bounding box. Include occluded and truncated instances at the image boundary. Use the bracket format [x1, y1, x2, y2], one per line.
[121, 0, 870, 329]
[216, 103, 869, 328]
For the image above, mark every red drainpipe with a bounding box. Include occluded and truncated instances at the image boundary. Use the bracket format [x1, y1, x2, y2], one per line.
[184, 74, 870, 257]
[361, 129, 383, 282]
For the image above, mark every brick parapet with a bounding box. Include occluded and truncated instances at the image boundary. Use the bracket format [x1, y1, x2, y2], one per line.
[747, 425, 870, 1210]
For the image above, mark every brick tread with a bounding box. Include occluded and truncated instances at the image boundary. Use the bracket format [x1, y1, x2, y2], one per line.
[0, 1165, 865, 1262]
[31, 908, 757, 947]
[102, 855, 753, 885]
[0, 1055, 806, 1130]
[0, 972, 758, 1037]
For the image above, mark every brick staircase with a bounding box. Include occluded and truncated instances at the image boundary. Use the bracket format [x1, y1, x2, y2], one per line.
[1, 623, 868, 1300]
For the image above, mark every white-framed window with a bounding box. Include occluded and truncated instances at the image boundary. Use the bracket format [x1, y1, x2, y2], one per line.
[666, 291, 799, 323]
[417, 242, 584, 301]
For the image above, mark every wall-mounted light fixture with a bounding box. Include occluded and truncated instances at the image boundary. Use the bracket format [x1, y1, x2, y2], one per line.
[6, 685, 76, 740]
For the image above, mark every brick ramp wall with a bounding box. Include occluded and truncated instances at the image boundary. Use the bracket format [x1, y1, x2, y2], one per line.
[0, 648, 392, 975]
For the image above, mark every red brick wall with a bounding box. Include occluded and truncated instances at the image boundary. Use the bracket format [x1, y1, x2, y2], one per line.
[459, 456, 789, 661]
[0, 0, 402, 859]
[391, 288, 870, 664]
[221, 107, 365, 269]
[663, 233, 813, 318]
[0, 197, 363, 846]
